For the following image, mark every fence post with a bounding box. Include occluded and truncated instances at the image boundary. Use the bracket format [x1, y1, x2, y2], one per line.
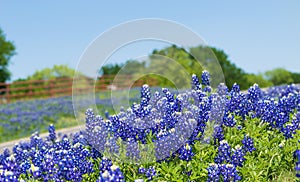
[68, 78, 72, 96]
[6, 83, 10, 103]
[28, 82, 33, 99]
[50, 80, 55, 97]
[100, 76, 105, 90]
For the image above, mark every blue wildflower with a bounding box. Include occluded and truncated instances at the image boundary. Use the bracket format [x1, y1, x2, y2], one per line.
[215, 140, 231, 164]
[242, 135, 255, 153]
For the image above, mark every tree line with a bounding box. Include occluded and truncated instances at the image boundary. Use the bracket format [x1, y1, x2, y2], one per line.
[100, 45, 300, 90]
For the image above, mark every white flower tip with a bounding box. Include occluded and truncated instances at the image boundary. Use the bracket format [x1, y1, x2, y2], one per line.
[102, 170, 109, 178]
[110, 164, 119, 171]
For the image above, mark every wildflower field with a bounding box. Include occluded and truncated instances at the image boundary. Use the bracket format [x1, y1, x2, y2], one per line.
[1, 71, 300, 181]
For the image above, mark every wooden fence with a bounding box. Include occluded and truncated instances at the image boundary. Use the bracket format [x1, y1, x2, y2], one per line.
[0, 75, 158, 104]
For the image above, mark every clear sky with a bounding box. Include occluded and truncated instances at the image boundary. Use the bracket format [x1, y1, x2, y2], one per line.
[1, 1, 299, 81]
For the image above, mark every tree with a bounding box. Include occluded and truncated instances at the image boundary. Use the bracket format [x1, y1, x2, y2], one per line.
[245, 73, 273, 88]
[291, 72, 300, 83]
[0, 28, 16, 82]
[100, 63, 123, 75]
[102, 45, 250, 89]
[153, 45, 251, 89]
[100, 60, 146, 76]
[265, 68, 294, 85]
[99, 45, 278, 90]
[28, 64, 76, 80]
[207, 47, 249, 89]
[10, 65, 78, 97]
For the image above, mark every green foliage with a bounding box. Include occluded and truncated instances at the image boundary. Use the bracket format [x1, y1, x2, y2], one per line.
[100, 60, 145, 75]
[120, 60, 146, 75]
[208, 47, 248, 89]
[28, 64, 76, 80]
[265, 68, 294, 85]
[100, 45, 265, 90]
[7, 65, 77, 99]
[291, 72, 300, 83]
[0, 28, 16, 82]
[245, 73, 273, 88]
[223, 116, 298, 181]
[100, 45, 300, 89]
[100, 63, 123, 75]
[147, 53, 192, 88]
[133, 116, 298, 181]
[77, 116, 300, 181]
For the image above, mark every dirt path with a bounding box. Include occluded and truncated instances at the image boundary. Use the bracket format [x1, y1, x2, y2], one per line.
[0, 125, 85, 153]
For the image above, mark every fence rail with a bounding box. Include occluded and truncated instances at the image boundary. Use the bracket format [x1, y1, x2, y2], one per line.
[0, 75, 158, 104]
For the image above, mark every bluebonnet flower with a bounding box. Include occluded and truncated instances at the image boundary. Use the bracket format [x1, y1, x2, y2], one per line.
[220, 164, 241, 182]
[98, 165, 125, 182]
[209, 93, 226, 125]
[191, 74, 202, 90]
[281, 112, 300, 139]
[213, 125, 224, 144]
[41, 153, 57, 181]
[0, 169, 18, 182]
[20, 160, 31, 174]
[207, 163, 241, 182]
[275, 112, 288, 129]
[126, 140, 140, 162]
[138, 167, 146, 174]
[97, 157, 113, 172]
[217, 83, 228, 96]
[163, 89, 174, 102]
[72, 132, 88, 146]
[247, 84, 263, 114]
[105, 111, 110, 119]
[2, 149, 10, 159]
[86, 108, 95, 122]
[138, 166, 157, 180]
[202, 70, 210, 86]
[247, 84, 262, 103]
[231, 145, 245, 167]
[236, 125, 243, 130]
[48, 124, 57, 142]
[1, 154, 17, 177]
[29, 163, 42, 178]
[178, 143, 194, 161]
[242, 135, 255, 153]
[204, 86, 212, 93]
[230, 83, 240, 95]
[215, 140, 231, 164]
[30, 132, 45, 149]
[227, 88, 243, 113]
[257, 99, 275, 126]
[207, 163, 220, 182]
[223, 113, 236, 127]
[141, 84, 151, 105]
[90, 147, 102, 159]
[145, 166, 157, 180]
[282, 124, 296, 139]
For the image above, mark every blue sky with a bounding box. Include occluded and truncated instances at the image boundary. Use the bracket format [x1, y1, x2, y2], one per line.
[1, 1, 299, 81]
